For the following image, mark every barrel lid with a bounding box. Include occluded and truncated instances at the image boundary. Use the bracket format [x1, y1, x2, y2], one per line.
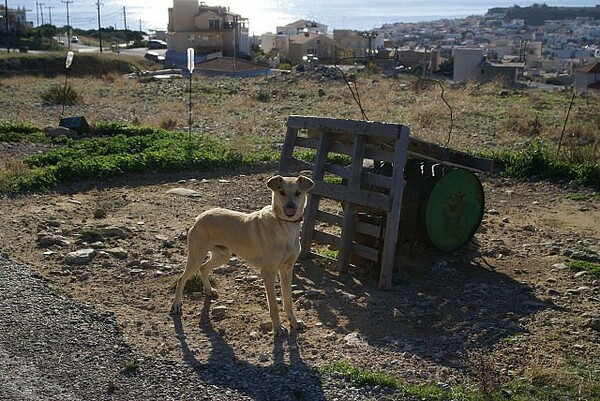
[425, 169, 484, 252]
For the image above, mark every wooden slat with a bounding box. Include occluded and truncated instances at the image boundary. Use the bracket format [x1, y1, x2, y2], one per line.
[352, 242, 379, 262]
[287, 115, 406, 139]
[408, 137, 494, 172]
[355, 220, 382, 238]
[294, 136, 319, 150]
[379, 126, 410, 289]
[316, 210, 342, 227]
[312, 230, 340, 248]
[338, 134, 367, 272]
[324, 163, 350, 180]
[300, 132, 330, 259]
[312, 181, 392, 211]
[278, 126, 299, 174]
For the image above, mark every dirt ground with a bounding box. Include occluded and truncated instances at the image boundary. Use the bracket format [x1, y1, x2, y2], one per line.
[0, 150, 599, 388]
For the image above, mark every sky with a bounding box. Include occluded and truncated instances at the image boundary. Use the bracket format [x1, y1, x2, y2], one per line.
[14, 0, 600, 36]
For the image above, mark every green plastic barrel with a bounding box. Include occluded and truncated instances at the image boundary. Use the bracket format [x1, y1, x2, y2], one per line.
[424, 168, 484, 251]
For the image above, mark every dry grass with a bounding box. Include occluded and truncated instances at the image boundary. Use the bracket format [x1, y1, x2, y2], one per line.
[0, 72, 598, 159]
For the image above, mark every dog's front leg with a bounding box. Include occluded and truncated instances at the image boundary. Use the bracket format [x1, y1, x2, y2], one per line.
[262, 273, 286, 335]
[279, 262, 305, 331]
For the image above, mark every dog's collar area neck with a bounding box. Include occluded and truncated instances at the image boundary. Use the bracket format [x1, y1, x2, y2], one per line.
[278, 216, 303, 224]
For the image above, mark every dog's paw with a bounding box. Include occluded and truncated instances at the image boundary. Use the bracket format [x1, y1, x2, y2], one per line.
[274, 324, 288, 336]
[170, 301, 183, 315]
[290, 319, 307, 331]
[203, 287, 219, 297]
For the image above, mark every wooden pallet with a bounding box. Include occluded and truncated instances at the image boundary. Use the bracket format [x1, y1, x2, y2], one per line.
[278, 115, 410, 289]
[278, 115, 494, 289]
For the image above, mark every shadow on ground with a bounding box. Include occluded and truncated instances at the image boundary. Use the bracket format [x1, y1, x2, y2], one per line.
[172, 298, 325, 401]
[294, 244, 553, 369]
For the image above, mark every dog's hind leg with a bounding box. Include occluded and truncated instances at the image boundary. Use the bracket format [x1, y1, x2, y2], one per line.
[199, 246, 229, 297]
[171, 241, 208, 314]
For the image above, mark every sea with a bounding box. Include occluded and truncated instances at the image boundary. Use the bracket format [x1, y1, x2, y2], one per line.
[18, 0, 600, 35]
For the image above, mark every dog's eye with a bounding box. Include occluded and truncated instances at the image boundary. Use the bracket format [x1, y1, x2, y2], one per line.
[279, 190, 286, 196]
[295, 191, 301, 197]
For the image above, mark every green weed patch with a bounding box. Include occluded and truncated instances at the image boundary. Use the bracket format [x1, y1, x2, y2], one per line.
[567, 260, 600, 277]
[479, 142, 600, 188]
[0, 124, 250, 194]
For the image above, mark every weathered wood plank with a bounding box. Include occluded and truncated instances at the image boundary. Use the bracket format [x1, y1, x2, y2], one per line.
[338, 134, 367, 272]
[407, 137, 494, 172]
[300, 132, 330, 259]
[316, 210, 342, 227]
[294, 136, 319, 150]
[355, 220, 383, 238]
[278, 126, 299, 174]
[313, 230, 340, 248]
[352, 242, 379, 262]
[379, 125, 410, 289]
[287, 115, 406, 138]
[312, 181, 392, 211]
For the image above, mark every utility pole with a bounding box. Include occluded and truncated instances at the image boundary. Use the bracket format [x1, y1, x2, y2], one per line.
[62, 0, 72, 48]
[4, 0, 9, 53]
[122, 6, 127, 48]
[35, 1, 39, 26]
[46, 5, 53, 26]
[39, 2, 44, 25]
[138, 19, 141, 34]
[96, 0, 102, 53]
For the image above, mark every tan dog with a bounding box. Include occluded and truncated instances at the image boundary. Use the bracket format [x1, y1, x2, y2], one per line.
[170, 175, 314, 335]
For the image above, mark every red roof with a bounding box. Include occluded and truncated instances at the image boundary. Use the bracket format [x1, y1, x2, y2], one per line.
[576, 62, 600, 74]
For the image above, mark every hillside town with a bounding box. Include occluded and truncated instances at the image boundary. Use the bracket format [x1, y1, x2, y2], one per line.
[2, 0, 600, 90]
[162, 0, 600, 91]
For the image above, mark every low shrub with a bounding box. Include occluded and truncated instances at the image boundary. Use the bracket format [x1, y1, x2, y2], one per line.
[40, 84, 81, 105]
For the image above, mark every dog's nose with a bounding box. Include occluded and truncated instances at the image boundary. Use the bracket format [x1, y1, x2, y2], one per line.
[283, 202, 297, 217]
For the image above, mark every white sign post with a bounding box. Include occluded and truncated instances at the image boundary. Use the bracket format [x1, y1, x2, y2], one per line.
[187, 48, 194, 147]
[62, 51, 75, 118]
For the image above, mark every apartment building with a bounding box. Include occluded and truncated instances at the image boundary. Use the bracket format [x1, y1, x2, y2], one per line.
[0, 5, 32, 31]
[167, 1, 249, 58]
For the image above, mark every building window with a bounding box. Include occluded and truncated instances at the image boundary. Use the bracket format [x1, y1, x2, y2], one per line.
[209, 19, 221, 30]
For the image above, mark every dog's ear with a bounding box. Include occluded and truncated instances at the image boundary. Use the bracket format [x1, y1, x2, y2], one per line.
[266, 175, 284, 191]
[297, 175, 315, 192]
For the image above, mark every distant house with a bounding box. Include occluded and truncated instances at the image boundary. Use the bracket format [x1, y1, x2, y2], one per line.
[193, 57, 271, 78]
[575, 62, 600, 93]
[260, 33, 290, 60]
[333, 30, 382, 59]
[276, 20, 328, 36]
[261, 19, 328, 65]
[288, 32, 336, 65]
[453, 47, 524, 85]
[166, 1, 249, 67]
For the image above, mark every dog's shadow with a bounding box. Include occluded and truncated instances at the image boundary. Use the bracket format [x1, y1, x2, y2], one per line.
[172, 299, 325, 401]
